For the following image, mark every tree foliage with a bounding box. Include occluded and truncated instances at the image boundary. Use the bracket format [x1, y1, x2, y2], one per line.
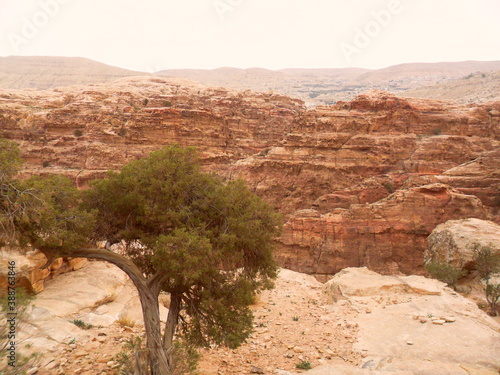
[425, 261, 466, 290]
[84, 145, 280, 350]
[1, 140, 281, 373]
[472, 243, 500, 316]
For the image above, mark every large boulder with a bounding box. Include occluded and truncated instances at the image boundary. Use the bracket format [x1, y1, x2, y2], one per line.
[424, 218, 500, 269]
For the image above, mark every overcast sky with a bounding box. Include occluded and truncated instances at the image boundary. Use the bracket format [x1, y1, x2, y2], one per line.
[1, 0, 499, 72]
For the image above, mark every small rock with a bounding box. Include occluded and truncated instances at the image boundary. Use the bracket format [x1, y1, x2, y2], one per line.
[293, 346, 304, 353]
[107, 361, 116, 367]
[407, 341, 414, 345]
[284, 352, 294, 358]
[27, 367, 39, 375]
[444, 316, 456, 323]
[432, 320, 446, 325]
[69, 344, 77, 349]
[97, 332, 107, 336]
[251, 366, 265, 374]
[46, 361, 58, 370]
[365, 309, 371, 314]
[419, 318, 428, 323]
[74, 350, 87, 358]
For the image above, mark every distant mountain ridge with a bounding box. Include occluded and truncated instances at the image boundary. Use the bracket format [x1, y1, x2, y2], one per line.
[1, 56, 499, 105]
[0, 56, 148, 90]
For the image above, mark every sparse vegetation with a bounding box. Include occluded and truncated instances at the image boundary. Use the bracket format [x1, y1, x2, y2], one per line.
[382, 182, 395, 194]
[432, 127, 442, 135]
[73, 129, 83, 137]
[70, 319, 94, 330]
[292, 316, 299, 321]
[42, 160, 50, 168]
[472, 243, 500, 316]
[425, 261, 467, 290]
[295, 360, 312, 370]
[117, 127, 127, 137]
[162, 100, 173, 107]
[116, 315, 135, 328]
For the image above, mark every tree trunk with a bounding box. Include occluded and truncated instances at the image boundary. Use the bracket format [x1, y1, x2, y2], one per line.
[163, 292, 182, 363]
[50, 248, 171, 375]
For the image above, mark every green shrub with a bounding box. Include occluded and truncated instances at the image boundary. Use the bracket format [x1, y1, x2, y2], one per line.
[70, 319, 93, 330]
[42, 161, 50, 168]
[73, 129, 83, 137]
[431, 127, 442, 135]
[296, 360, 312, 370]
[486, 283, 500, 316]
[425, 261, 466, 290]
[382, 182, 395, 193]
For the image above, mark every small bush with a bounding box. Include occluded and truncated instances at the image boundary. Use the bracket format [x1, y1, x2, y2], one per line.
[486, 283, 500, 316]
[116, 315, 135, 328]
[425, 261, 466, 290]
[42, 161, 50, 168]
[118, 127, 127, 137]
[296, 360, 312, 370]
[431, 127, 442, 135]
[70, 319, 94, 330]
[382, 182, 395, 194]
[162, 100, 173, 107]
[73, 129, 83, 137]
[143, 98, 149, 106]
[292, 316, 299, 321]
[472, 244, 500, 282]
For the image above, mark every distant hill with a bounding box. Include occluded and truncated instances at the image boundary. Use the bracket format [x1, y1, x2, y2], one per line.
[1, 57, 499, 105]
[404, 70, 500, 104]
[0, 56, 148, 90]
[157, 61, 500, 106]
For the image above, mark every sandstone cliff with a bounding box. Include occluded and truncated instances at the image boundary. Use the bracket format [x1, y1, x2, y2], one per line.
[1, 83, 499, 278]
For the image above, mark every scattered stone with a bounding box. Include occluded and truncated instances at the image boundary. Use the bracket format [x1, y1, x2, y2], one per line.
[432, 320, 446, 325]
[419, 318, 428, 323]
[444, 316, 456, 323]
[407, 341, 414, 345]
[69, 343, 77, 349]
[251, 366, 265, 374]
[293, 346, 304, 353]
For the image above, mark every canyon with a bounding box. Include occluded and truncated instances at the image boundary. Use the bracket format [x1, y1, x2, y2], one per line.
[0, 76, 499, 280]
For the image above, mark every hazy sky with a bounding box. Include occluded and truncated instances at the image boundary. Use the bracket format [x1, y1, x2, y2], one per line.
[1, 0, 499, 72]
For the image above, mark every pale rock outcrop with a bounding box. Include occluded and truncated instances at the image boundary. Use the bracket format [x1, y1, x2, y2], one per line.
[0, 248, 87, 294]
[19, 261, 168, 353]
[323, 268, 500, 374]
[424, 218, 500, 269]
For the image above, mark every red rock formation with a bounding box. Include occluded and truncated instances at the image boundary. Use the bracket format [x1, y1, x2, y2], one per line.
[278, 184, 492, 279]
[1, 85, 499, 277]
[0, 77, 304, 187]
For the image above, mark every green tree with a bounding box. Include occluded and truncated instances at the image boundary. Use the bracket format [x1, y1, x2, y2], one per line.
[472, 243, 500, 316]
[82, 146, 280, 373]
[1, 141, 280, 374]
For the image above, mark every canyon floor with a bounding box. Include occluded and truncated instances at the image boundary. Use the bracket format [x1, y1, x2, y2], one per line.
[14, 261, 500, 375]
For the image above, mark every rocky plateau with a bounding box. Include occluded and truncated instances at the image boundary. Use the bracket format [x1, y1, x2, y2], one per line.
[0, 77, 499, 280]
